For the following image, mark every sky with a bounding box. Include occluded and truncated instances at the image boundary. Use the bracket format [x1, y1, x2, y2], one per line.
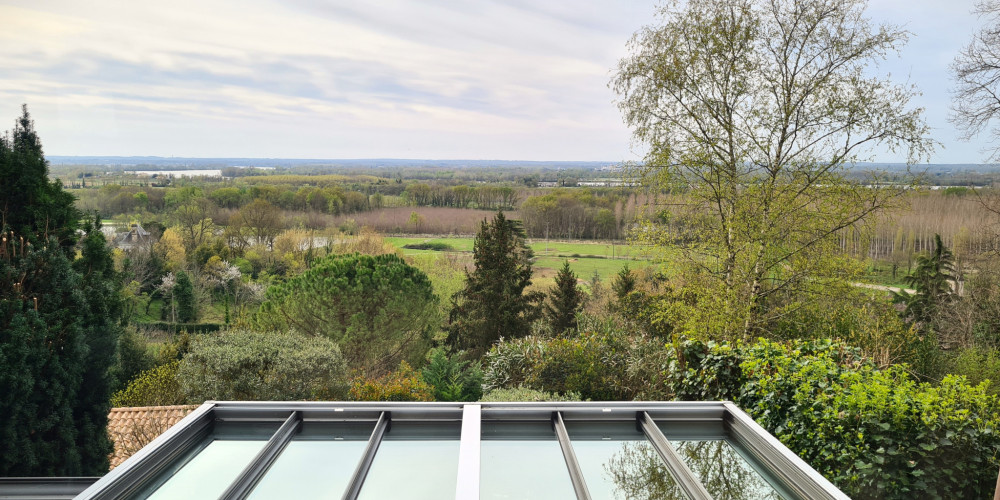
[0, 0, 991, 163]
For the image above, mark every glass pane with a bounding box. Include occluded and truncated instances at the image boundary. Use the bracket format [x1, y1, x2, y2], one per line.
[248, 422, 374, 500]
[356, 422, 461, 500]
[140, 421, 280, 500]
[145, 440, 266, 500]
[670, 440, 787, 500]
[567, 422, 689, 500]
[480, 421, 576, 500]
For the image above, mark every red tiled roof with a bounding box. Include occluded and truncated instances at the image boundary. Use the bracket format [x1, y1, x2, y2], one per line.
[107, 405, 199, 469]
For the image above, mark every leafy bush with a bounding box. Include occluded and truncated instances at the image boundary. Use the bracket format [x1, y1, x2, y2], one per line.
[946, 346, 1000, 394]
[480, 386, 582, 402]
[676, 339, 1000, 499]
[483, 330, 672, 400]
[349, 361, 434, 402]
[177, 329, 348, 401]
[422, 349, 483, 401]
[110, 361, 186, 407]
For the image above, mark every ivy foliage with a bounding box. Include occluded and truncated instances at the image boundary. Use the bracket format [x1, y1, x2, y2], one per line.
[254, 252, 438, 377]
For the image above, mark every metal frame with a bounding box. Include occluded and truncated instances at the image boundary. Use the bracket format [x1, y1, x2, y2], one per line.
[552, 411, 592, 500]
[74, 401, 848, 500]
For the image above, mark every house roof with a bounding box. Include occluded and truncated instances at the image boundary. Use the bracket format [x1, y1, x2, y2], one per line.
[107, 405, 199, 469]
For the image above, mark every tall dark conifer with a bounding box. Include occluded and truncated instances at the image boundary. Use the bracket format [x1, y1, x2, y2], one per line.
[447, 211, 542, 357]
[0, 106, 120, 475]
[545, 261, 582, 334]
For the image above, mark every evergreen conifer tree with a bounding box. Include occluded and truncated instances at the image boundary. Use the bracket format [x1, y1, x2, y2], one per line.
[174, 270, 197, 323]
[545, 261, 582, 334]
[0, 106, 121, 475]
[447, 211, 542, 357]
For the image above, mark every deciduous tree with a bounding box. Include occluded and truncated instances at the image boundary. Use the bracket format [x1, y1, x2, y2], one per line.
[613, 0, 932, 338]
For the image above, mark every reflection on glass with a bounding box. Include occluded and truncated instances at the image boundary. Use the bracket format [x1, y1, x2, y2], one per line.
[670, 440, 786, 500]
[567, 422, 688, 500]
[145, 440, 266, 500]
[357, 422, 461, 500]
[247, 422, 373, 500]
[480, 422, 576, 500]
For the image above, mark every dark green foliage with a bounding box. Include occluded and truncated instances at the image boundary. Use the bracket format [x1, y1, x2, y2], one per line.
[71, 219, 124, 471]
[110, 328, 155, 393]
[612, 264, 637, 300]
[136, 323, 224, 334]
[0, 105, 79, 248]
[0, 107, 121, 476]
[173, 270, 197, 323]
[177, 329, 348, 401]
[110, 361, 185, 407]
[447, 212, 543, 357]
[0, 240, 87, 475]
[254, 253, 438, 377]
[421, 349, 483, 401]
[894, 234, 956, 328]
[544, 261, 582, 334]
[402, 242, 454, 251]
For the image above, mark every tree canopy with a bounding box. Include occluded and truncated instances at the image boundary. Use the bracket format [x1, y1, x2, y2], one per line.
[0, 106, 121, 475]
[613, 0, 932, 338]
[254, 252, 438, 377]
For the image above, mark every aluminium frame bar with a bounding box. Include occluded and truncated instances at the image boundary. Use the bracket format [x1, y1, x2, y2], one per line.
[220, 410, 301, 500]
[722, 402, 849, 500]
[552, 411, 592, 500]
[637, 411, 713, 500]
[454, 404, 481, 500]
[341, 411, 390, 500]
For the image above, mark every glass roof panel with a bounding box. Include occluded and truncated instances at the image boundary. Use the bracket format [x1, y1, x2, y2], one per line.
[480, 421, 576, 500]
[247, 422, 374, 500]
[566, 421, 689, 500]
[670, 440, 787, 500]
[356, 422, 461, 500]
[144, 440, 266, 500]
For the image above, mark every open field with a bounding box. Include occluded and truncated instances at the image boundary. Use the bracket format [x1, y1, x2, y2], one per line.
[386, 236, 654, 283]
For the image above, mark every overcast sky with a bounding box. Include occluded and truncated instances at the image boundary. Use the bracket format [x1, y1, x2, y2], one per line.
[0, 0, 991, 163]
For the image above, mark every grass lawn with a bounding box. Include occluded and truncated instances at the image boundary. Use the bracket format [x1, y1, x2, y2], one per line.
[386, 236, 655, 284]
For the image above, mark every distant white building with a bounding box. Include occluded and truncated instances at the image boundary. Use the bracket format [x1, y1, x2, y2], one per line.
[113, 223, 152, 250]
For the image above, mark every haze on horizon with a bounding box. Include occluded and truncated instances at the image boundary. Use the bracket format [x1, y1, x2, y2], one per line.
[0, 0, 992, 163]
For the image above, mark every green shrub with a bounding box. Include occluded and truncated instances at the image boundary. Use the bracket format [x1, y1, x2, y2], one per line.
[677, 338, 1000, 499]
[483, 330, 672, 400]
[946, 346, 1000, 394]
[349, 362, 434, 402]
[480, 386, 582, 402]
[177, 329, 348, 401]
[421, 349, 483, 402]
[402, 242, 454, 251]
[110, 361, 186, 407]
